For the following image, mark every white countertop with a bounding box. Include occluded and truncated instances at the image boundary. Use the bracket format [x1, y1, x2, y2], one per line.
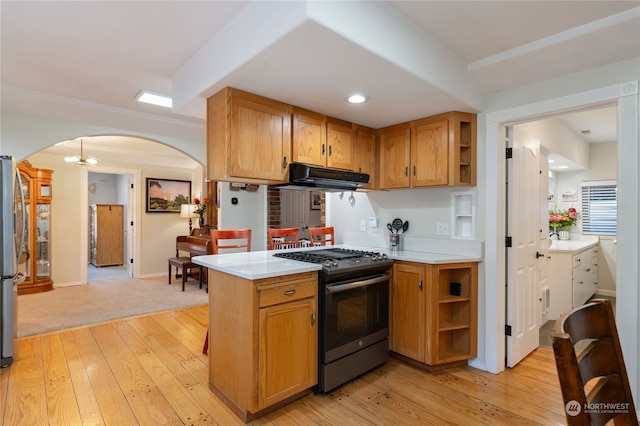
[192, 244, 483, 280]
[548, 236, 599, 253]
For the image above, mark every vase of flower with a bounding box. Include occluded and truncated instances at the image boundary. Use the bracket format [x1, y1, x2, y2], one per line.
[549, 207, 578, 238]
[193, 197, 209, 228]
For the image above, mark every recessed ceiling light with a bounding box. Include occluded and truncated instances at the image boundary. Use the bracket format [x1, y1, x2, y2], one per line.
[346, 94, 368, 104]
[135, 90, 172, 108]
[548, 159, 555, 163]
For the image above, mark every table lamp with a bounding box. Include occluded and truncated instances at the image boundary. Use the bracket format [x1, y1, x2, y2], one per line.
[180, 203, 198, 234]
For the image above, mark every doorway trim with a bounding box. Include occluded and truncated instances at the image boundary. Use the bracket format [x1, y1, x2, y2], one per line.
[483, 81, 638, 394]
[80, 166, 142, 283]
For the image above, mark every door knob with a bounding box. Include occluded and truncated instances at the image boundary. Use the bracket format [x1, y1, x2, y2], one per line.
[536, 251, 545, 258]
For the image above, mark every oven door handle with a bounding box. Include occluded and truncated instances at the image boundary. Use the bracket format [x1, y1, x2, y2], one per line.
[325, 273, 390, 294]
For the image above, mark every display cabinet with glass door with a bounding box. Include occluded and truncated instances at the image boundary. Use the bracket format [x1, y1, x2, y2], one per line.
[17, 160, 53, 295]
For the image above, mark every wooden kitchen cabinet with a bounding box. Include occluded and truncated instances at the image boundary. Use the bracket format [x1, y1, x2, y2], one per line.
[292, 107, 326, 167]
[207, 87, 292, 183]
[353, 124, 376, 189]
[391, 261, 477, 369]
[17, 160, 53, 295]
[411, 117, 449, 186]
[377, 123, 411, 189]
[291, 108, 355, 170]
[90, 204, 124, 267]
[208, 269, 317, 421]
[378, 111, 477, 189]
[325, 117, 355, 170]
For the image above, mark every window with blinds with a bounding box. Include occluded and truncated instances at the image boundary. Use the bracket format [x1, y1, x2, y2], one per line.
[581, 180, 617, 235]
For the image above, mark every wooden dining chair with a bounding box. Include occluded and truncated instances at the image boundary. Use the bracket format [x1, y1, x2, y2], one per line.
[552, 299, 637, 426]
[268, 227, 300, 250]
[203, 228, 252, 354]
[307, 226, 335, 246]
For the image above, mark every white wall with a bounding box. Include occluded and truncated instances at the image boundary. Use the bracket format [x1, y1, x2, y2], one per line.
[517, 118, 590, 168]
[327, 187, 461, 247]
[218, 184, 267, 251]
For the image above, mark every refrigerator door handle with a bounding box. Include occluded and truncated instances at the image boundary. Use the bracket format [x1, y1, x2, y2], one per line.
[15, 167, 26, 267]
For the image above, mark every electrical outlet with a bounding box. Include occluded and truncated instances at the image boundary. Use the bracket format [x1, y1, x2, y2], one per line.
[436, 222, 449, 235]
[360, 219, 367, 232]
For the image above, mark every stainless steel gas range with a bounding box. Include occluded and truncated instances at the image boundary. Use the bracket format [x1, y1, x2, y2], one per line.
[273, 247, 393, 393]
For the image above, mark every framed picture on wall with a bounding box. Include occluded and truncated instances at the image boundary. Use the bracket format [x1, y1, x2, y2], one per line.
[146, 178, 191, 213]
[311, 192, 322, 210]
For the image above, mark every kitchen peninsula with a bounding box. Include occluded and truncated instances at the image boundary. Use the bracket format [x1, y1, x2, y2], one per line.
[193, 243, 482, 422]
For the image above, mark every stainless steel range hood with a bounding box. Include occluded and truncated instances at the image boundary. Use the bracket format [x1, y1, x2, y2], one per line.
[274, 163, 369, 192]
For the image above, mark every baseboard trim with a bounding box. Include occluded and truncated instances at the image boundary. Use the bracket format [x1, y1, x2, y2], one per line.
[595, 289, 616, 298]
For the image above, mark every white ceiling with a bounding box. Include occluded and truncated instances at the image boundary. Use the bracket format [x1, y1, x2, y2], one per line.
[1, 1, 636, 166]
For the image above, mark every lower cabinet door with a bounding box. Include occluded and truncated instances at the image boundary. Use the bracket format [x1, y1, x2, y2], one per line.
[391, 262, 426, 362]
[258, 298, 317, 409]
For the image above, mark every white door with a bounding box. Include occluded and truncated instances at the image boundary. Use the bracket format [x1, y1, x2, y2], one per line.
[126, 175, 134, 277]
[281, 190, 309, 233]
[538, 153, 550, 326]
[506, 126, 541, 367]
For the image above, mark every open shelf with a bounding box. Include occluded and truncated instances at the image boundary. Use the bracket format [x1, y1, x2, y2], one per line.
[438, 329, 471, 362]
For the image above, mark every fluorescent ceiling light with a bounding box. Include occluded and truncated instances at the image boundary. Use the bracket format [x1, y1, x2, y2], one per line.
[558, 165, 569, 169]
[346, 94, 368, 104]
[136, 90, 172, 108]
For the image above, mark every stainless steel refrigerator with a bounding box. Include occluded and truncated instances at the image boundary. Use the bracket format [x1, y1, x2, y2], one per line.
[1, 155, 26, 367]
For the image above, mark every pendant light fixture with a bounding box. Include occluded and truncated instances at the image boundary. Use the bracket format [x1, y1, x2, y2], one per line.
[64, 139, 99, 165]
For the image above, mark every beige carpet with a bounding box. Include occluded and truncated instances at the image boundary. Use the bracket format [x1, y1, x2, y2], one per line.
[17, 273, 208, 337]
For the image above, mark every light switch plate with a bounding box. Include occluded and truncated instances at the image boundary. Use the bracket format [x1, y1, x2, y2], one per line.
[360, 219, 367, 232]
[368, 217, 377, 230]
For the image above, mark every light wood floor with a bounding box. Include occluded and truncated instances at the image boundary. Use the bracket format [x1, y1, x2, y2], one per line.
[1, 304, 567, 425]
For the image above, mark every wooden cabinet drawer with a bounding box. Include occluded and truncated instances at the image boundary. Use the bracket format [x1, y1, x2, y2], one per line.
[259, 281, 317, 308]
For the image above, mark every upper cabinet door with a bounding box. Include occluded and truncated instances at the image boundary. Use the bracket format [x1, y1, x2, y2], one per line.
[354, 125, 376, 189]
[411, 119, 449, 187]
[326, 118, 355, 170]
[292, 108, 326, 167]
[378, 124, 411, 189]
[229, 96, 291, 181]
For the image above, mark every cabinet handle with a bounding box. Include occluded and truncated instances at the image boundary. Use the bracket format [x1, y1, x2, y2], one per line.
[284, 289, 296, 296]
[329, 145, 332, 156]
[405, 166, 409, 177]
[322, 144, 325, 155]
[282, 156, 288, 169]
[413, 166, 416, 176]
[419, 280, 423, 291]
[311, 313, 316, 326]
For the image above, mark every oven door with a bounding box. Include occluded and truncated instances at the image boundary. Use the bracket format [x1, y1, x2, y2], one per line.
[321, 272, 390, 364]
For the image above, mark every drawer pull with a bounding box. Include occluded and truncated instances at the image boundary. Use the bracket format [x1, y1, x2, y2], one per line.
[284, 289, 296, 296]
[311, 313, 316, 326]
